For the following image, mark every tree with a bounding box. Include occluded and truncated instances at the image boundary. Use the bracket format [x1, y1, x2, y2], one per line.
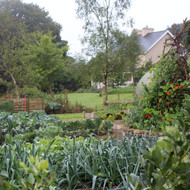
[111, 30, 141, 93]
[167, 19, 190, 53]
[25, 33, 68, 98]
[75, 0, 131, 102]
[183, 20, 190, 52]
[0, 0, 63, 43]
[52, 56, 91, 92]
[0, 10, 28, 98]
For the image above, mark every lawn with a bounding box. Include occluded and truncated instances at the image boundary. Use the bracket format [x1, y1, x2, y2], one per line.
[66, 92, 134, 110]
[56, 87, 134, 121]
[56, 112, 83, 121]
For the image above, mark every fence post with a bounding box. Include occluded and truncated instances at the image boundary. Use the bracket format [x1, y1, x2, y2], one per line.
[25, 95, 27, 111]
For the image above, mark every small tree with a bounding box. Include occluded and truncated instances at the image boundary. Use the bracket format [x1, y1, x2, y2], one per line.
[75, 0, 131, 102]
[25, 33, 68, 98]
[111, 30, 141, 94]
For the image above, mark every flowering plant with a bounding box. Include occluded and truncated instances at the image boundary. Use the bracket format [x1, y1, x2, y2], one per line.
[126, 32, 190, 131]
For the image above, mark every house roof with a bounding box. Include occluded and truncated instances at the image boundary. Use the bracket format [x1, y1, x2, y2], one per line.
[138, 30, 173, 52]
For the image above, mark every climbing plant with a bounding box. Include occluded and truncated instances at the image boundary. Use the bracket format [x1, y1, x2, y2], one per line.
[126, 21, 190, 131]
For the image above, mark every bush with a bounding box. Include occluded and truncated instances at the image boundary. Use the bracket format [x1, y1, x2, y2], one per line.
[129, 95, 190, 189]
[19, 86, 49, 99]
[126, 32, 190, 132]
[45, 95, 94, 114]
[0, 101, 13, 113]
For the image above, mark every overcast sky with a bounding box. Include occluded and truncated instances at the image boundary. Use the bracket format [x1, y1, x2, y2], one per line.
[22, 0, 190, 56]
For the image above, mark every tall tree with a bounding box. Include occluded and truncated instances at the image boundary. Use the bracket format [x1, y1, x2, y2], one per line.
[25, 33, 68, 98]
[75, 0, 131, 102]
[0, 0, 63, 43]
[0, 10, 28, 98]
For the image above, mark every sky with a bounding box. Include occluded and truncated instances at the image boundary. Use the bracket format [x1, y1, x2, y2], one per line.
[22, 0, 190, 56]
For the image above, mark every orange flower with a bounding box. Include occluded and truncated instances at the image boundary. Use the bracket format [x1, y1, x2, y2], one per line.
[147, 84, 150, 87]
[170, 119, 172, 122]
[140, 96, 143, 99]
[159, 98, 162, 102]
[166, 101, 170, 105]
[166, 91, 170, 95]
[148, 115, 151, 119]
[189, 78, 190, 81]
[158, 103, 160, 106]
[175, 86, 178, 89]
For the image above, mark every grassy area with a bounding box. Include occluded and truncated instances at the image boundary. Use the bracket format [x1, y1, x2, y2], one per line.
[55, 87, 134, 121]
[66, 92, 133, 111]
[56, 113, 83, 121]
[107, 86, 134, 94]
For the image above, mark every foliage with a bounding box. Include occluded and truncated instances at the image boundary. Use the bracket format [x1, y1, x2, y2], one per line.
[102, 112, 127, 121]
[129, 94, 190, 189]
[0, 101, 13, 113]
[52, 56, 91, 93]
[183, 19, 190, 53]
[19, 155, 56, 190]
[64, 92, 133, 112]
[0, 111, 61, 144]
[19, 86, 49, 99]
[0, 134, 157, 189]
[56, 113, 83, 122]
[0, 0, 74, 95]
[25, 33, 68, 98]
[0, 111, 114, 144]
[0, 10, 29, 98]
[107, 86, 134, 95]
[135, 60, 154, 84]
[0, 0, 62, 43]
[45, 94, 94, 114]
[126, 30, 190, 131]
[110, 30, 142, 91]
[75, 0, 132, 102]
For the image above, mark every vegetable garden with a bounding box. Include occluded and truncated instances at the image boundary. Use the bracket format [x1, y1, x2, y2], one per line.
[0, 24, 190, 190]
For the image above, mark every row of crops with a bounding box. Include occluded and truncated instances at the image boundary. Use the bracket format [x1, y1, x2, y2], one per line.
[0, 111, 158, 189]
[0, 104, 189, 189]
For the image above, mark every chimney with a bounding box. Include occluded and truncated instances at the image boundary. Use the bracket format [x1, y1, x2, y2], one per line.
[142, 26, 154, 37]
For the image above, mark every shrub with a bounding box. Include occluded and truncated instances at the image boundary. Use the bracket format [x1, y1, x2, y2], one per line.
[0, 101, 13, 113]
[128, 94, 190, 189]
[126, 29, 190, 132]
[19, 86, 49, 99]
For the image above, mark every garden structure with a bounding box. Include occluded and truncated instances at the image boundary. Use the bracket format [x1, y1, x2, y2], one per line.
[0, 96, 44, 113]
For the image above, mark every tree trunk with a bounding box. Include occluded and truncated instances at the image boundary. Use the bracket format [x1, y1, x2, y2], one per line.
[10, 72, 19, 99]
[132, 72, 135, 96]
[104, 75, 108, 103]
[49, 84, 54, 98]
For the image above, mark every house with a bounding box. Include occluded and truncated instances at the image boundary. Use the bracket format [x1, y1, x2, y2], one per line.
[136, 26, 174, 66]
[91, 27, 174, 89]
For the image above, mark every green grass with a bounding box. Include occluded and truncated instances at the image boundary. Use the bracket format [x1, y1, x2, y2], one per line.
[56, 113, 83, 121]
[56, 87, 134, 121]
[66, 93, 133, 110]
[107, 86, 134, 94]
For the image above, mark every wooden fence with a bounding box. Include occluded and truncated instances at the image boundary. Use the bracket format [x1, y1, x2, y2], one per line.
[13, 98, 28, 113]
[13, 98, 44, 113]
[0, 98, 13, 104]
[28, 98, 44, 113]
